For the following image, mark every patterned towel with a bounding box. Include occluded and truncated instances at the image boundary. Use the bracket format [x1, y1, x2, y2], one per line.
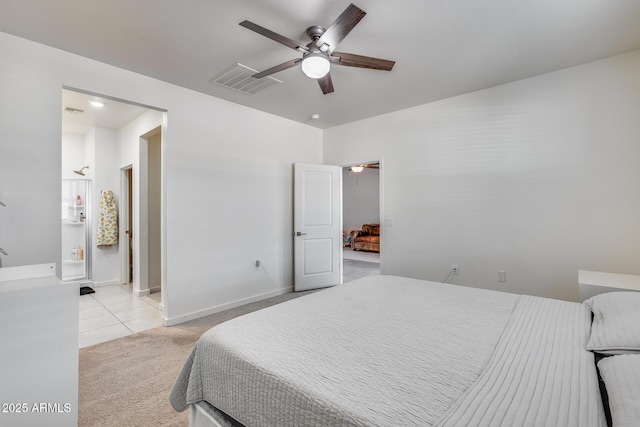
[96, 190, 118, 247]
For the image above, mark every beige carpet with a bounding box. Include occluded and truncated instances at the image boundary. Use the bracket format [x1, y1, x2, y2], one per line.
[79, 291, 312, 427]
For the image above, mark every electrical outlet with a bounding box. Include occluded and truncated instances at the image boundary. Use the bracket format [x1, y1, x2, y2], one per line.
[253, 260, 261, 271]
[497, 270, 506, 282]
[452, 264, 459, 275]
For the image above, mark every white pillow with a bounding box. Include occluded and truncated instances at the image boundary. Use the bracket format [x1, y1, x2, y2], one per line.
[584, 291, 640, 354]
[598, 355, 640, 427]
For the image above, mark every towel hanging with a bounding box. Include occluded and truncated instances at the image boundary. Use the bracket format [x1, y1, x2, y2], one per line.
[96, 190, 118, 247]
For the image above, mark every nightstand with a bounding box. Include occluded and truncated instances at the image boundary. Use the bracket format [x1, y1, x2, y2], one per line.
[578, 270, 640, 302]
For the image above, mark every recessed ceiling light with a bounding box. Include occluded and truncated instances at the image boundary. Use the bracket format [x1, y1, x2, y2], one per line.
[90, 101, 105, 108]
[310, 113, 320, 120]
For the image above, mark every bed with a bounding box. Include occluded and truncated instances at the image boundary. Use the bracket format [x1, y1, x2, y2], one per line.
[171, 275, 614, 426]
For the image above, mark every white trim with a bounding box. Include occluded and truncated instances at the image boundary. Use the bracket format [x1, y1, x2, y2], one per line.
[91, 279, 120, 287]
[163, 287, 293, 326]
[63, 280, 95, 288]
[378, 156, 385, 275]
[134, 134, 148, 295]
[62, 85, 167, 113]
[159, 114, 168, 327]
[338, 157, 385, 275]
[119, 165, 133, 288]
[134, 287, 150, 297]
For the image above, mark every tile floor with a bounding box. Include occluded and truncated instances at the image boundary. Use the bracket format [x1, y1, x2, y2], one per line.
[79, 284, 162, 348]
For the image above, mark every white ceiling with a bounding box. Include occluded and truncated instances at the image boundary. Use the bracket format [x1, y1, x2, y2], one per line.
[4, 0, 640, 129]
[61, 89, 149, 135]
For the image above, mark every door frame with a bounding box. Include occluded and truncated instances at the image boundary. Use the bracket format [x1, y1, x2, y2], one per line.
[119, 165, 133, 287]
[339, 157, 384, 276]
[118, 126, 161, 300]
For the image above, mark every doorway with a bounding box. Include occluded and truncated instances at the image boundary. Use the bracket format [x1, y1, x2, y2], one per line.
[121, 166, 134, 285]
[122, 126, 163, 301]
[342, 162, 381, 282]
[62, 87, 168, 346]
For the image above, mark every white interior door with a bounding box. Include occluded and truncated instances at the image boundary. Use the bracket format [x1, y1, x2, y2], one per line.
[294, 163, 342, 291]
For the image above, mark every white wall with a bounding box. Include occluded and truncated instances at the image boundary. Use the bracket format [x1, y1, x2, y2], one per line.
[342, 167, 380, 233]
[325, 50, 640, 302]
[0, 32, 322, 325]
[64, 120, 143, 288]
[118, 110, 163, 167]
[0, 36, 61, 268]
[61, 133, 85, 178]
[91, 127, 121, 285]
[118, 110, 164, 296]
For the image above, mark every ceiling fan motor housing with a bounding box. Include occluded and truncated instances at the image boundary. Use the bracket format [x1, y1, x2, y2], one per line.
[306, 26, 326, 41]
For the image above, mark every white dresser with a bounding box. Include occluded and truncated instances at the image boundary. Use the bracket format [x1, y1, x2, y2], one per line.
[578, 270, 640, 302]
[0, 264, 79, 427]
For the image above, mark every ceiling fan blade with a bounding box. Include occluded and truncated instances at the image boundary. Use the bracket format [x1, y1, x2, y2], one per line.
[317, 73, 334, 94]
[332, 52, 395, 71]
[315, 4, 366, 54]
[253, 59, 301, 78]
[240, 20, 308, 53]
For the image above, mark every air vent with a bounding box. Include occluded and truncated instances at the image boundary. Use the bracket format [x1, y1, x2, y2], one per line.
[210, 64, 282, 95]
[64, 106, 84, 114]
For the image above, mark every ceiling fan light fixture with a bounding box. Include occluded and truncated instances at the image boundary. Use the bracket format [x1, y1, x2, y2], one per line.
[239, 4, 394, 94]
[301, 53, 330, 79]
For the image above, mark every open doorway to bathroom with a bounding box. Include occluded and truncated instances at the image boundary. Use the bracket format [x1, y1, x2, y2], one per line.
[61, 87, 167, 347]
[120, 125, 162, 303]
[342, 162, 381, 282]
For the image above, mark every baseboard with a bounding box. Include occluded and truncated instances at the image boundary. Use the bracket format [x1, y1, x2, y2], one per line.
[91, 279, 120, 287]
[133, 285, 160, 297]
[163, 287, 293, 326]
[133, 288, 150, 297]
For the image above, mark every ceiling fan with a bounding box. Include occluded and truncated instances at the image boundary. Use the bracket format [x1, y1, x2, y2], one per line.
[349, 163, 379, 173]
[239, 3, 395, 94]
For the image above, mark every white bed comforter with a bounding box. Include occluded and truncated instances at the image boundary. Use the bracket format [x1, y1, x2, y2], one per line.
[170, 275, 605, 427]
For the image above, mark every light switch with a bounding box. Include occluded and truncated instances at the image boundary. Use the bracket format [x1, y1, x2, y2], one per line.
[384, 218, 393, 227]
[498, 270, 506, 282]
